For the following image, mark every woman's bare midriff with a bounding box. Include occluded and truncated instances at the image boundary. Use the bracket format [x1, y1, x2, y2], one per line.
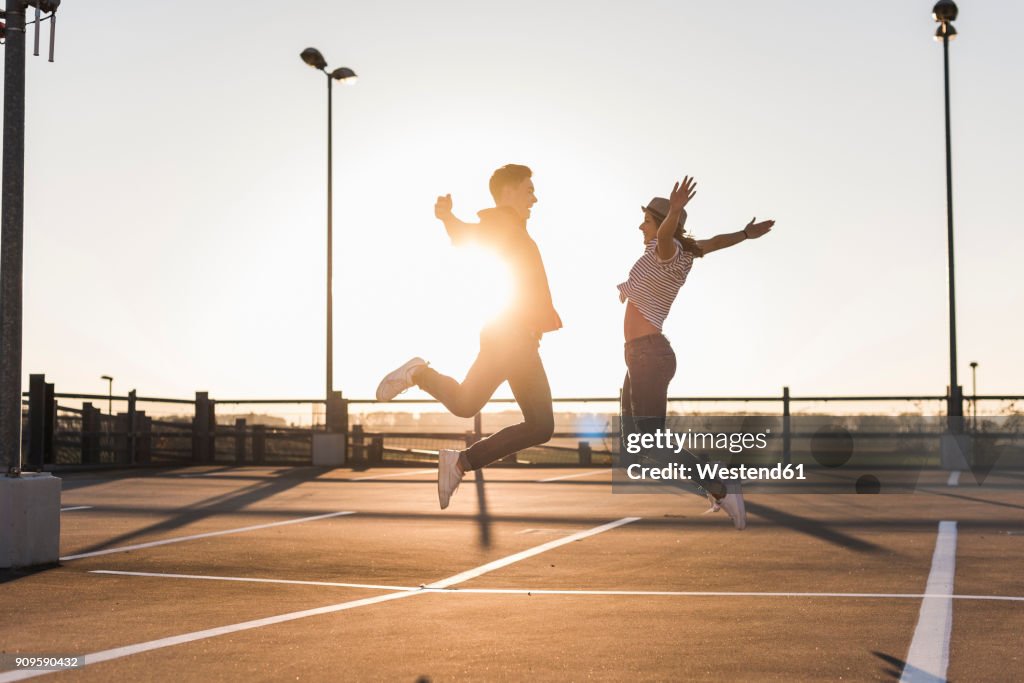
[624, 300, 661, 341]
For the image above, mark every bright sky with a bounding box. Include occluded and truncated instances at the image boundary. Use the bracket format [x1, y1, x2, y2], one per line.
[6, 0, 1023, 403]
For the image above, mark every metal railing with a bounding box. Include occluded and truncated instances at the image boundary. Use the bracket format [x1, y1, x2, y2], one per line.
[20, 373, 1024, 471]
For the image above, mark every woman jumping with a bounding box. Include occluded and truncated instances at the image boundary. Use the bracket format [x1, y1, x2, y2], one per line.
[617, 177, 773, 529]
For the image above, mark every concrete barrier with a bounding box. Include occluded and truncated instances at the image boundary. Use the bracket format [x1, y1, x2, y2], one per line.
[0, 472, 61, 568]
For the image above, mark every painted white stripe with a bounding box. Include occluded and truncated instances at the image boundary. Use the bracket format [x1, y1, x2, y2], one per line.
[351, 469, 435, 481]
[947, 471, 960, 487]
[900, 521, 957, 683]
[0, 591, 417, 683]
[537, 470, 606, 483]
[0, 517, 637, 681]
[60, 511, 356, 561]
[423, 589, 1024, 603]
[91, 570, 418, 592]
[426, 517, 640, 589]
[60, 506, 93, 512]
[90, 571, 1024, 603]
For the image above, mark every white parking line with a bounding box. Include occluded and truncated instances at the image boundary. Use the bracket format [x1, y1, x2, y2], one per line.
[947, 471, 960, 487]
[351, 469, 435, 481]
[91, 570, 418, 592]
[89, 570, 1024, 603]
[60, 511, 357, 561]
[0, 592, 418, 683]
[60, 506, 93, 512]
[900, 521, 957, 683]
[426, 517, 640, 589]
[4, 517, 639, 681]
[537, 470, 606, 483]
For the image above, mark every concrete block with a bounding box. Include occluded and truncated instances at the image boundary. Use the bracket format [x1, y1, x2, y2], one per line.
[0, 472, 61, 569]
[312, 434, 346, 467]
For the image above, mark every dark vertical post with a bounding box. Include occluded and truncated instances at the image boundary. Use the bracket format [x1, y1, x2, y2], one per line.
[782, 386, 792, 466]
[43, 380, 55, 465]
[578, 441, 592, 466]
[81, 402, 100, 465]
[193, 392, 210, 463]
[252, 424, 266, 465]
[326, 73, 334, 405]
[234, 418, 247, 464]
[941, 30, 962, 420]
[326, 391, 346, 434]
[207, 399, 217, 463]
[136, 412, 151, 464]
[351, 423, 364, 461]
[127, 390, 137, 464]
[1, 0, 28, 476]
[27, 374, 45, 471]
[113, 413, 129, 464]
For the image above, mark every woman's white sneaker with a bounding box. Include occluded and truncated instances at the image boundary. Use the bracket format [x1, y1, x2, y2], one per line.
[705, 476, 746, 530]
[437, 449, 464, 509]
[375, 357, 427, 401]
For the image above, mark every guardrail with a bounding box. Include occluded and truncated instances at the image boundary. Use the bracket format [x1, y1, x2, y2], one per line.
[19, 373, 1023, 471]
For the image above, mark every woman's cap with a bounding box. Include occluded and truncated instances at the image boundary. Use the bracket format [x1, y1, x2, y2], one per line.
[641, 197, 685, 228]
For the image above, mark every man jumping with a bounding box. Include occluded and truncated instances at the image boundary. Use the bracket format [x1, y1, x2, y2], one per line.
[376, 164, 562, 509]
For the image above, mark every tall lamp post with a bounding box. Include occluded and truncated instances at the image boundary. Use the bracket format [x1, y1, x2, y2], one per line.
[299, 48, 357, 413]
[2, 0, 60, 478]
[933, 0, 963, 419]
[969, 361, 978, 428]
[101, 375, 113, 415]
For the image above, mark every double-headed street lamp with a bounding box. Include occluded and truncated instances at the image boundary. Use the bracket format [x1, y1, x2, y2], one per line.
[932, 0, 962, 419]
[299, 48, 357, 409]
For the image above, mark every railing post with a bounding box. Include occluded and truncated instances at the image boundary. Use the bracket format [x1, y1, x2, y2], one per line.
[27, 374, 46, 471]
[578, 440, 592, 466]
[81, 402, 100, 465]
[208, 399, 217, 463]
[326, 391, 347, 434]
[351, 424, 364, 462]
[44, 380, 55, 466]
[370, 436, 383, 464]
[113, 413, 130, 464]
[783, 386, 792, 466]
[194, 392, 212, 464]
[127, 390, 137, 464]
[234, 418, 247, 464]
[137, 412, 152, 464]
[252, 424, 266, 465]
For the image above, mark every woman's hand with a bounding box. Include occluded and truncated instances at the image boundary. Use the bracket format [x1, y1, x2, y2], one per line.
[669, 176, 697, 215]
[744, 217, 774, 239]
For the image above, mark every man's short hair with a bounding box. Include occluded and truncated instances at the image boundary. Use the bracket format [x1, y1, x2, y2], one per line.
[489, 164, 532, 202]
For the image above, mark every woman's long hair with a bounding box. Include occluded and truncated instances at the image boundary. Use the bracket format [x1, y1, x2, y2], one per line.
[672, 222, 704, 258]
[649, 209, 704, 257]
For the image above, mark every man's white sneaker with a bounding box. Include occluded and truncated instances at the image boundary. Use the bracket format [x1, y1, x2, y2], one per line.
[375, 357, 427, 401]
[437, 449, 464, 510]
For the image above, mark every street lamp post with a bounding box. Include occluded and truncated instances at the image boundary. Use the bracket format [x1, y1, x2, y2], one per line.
[969, 361, 978, 428]
[933, 0, 963, 420]
[300, 48, 357, 412]
[101, 375, 113, 415]
[2, 0, 60, 477]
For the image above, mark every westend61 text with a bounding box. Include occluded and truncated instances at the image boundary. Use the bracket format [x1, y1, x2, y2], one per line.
[626, 462, 806, 481]
[623, 427, 769, 455]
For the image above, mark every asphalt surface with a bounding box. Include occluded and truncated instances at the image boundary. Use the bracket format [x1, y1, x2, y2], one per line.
[1, 465, 1022, 681]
